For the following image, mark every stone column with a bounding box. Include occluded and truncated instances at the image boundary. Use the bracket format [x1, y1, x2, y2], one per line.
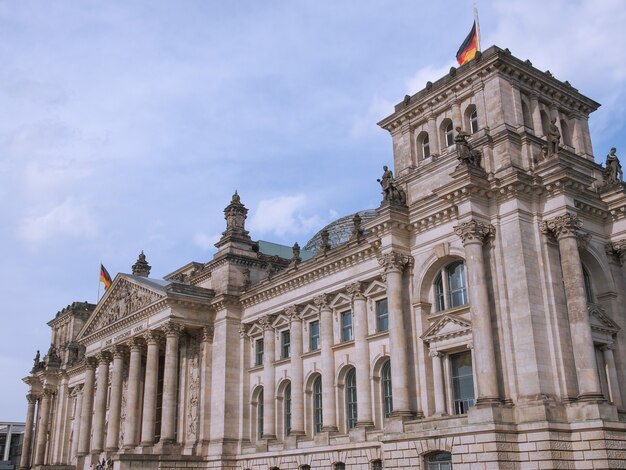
[161, 323, 181, 444]
[34, 389, 53, 465]
[3, 424, 12, 461]
[260, 315, 277, 439]
[348, 282, 374, 426]
[427, 114, 440, 156]
[77, 358, 96, 456]
[141, 330, 161, 446]
[379, 252, 413, 416]
[430, 350, 446, 415]
[602, 345, 622, 407]
[19, 393, 37, 470]
[91, 352, 111, 452]
[69, 387, 83, 460]
[105, 346, 125, 451]
[541, 214, 603, 400]
[198, 326, 214, 447]
[529, 92, 543, 136]
[123, 338, 144, 447]
[287, 307, 305, 435]
[451, 99, 462, 130]
[315, 295, 338, 431]
[454, 220, 500, 404]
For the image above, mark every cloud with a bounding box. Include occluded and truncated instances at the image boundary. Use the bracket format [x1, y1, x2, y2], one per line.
[249, 194, 333, 238]
[406, 62, 457, 95]
[350, 95, 395, 138]
[17, 198, 98, 245]
[193, 232, 221, 251]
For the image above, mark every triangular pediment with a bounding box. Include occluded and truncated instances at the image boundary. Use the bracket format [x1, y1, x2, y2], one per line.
[421, 314, 472, 343]
[330, 293, 351, 310]
[589, 305, 620, 335]
[300, 303, 318, 319]
[364, 280, 386, 297]
[79, 275, 166, 339]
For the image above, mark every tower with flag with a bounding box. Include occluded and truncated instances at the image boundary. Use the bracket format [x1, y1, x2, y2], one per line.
[456, 6, 481, 65]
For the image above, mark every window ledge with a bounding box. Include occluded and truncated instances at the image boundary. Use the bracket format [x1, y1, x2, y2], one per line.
[427, 304, 470, 320]
[301, 349, 321, 359]
[248, 364, 263, 373]
[332, 340, 354, 351]
[367, 330, 389, 341]
[274, 357, 290, 366]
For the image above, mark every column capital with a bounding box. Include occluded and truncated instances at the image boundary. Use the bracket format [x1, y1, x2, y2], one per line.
[85, 356, 98, 369]
[142, 329, 163, 345]
[41, 387, 54, 399]
[314, 294, 331, 311]
[540, 213, 583, 240]
[96, 351, 112, 364]
[202, 325, 215, 343]
[162, 322, 183, 337]
[346, 281, 366, 301]
[111, 344, 127, 359]
[454, 219, 495, 245]
[125, 336, 145, 352]
[258, 314, 276, 331]
[239, 323, 251, 338]
[285, 305, 301, 322]
[601, 343, 615, 352]
[26, 393, 38, 404]
[378, 251, 411, 274]
[606, 239, 626, 264]
[429, 349, 443, 358]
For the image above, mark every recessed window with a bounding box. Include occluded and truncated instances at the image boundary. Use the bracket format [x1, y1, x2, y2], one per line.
[309, 320, 320, 351]
[281, 330, 290, 359]
[300, 466, 311, 470]
[451, 351, 475, 415]
[381, 360, 393, 418]
[346, 368, 358, 429]
[255, 339, 264, 366]
[423, 134, 431, 159]
[257, 388, 264, 438]
[340, 310, 353, 342]
[445, 122, 455, 147]
[334, 463, 346, 470]
[313, 376, 323, 432]
[469, 109, 478, 133]
[376, 298, 388, 332]
[583, 265, 593, 303]
[371, 460, 383, 470]
[284, 382, 291, 435]
[434, 261, 468, 311]
[426, 451, 452, 470]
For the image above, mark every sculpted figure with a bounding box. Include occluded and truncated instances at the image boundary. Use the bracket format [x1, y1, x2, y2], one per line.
[455, 126, 482, 168]
[377, 165, 407, 204]
[33, 350, 40, 367]
[547, 118, 560, 155]
[604, 147, 623, 185]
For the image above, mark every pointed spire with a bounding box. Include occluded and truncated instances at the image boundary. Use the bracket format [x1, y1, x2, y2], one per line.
[132, 251, 151, 277]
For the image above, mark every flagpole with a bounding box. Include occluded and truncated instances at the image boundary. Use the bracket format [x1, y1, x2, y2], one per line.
[97, 261, 102, 302]
[474, 2, 481, 52]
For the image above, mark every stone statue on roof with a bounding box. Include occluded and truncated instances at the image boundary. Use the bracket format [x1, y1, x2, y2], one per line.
[378, 166, 406, 204]
[455, 127, 482, 168]
[604, 147, 623, 185]
[547, 118, 560, 156]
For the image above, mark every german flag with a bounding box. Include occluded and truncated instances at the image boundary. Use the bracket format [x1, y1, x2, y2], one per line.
[456, 21, 479, 65]
[100, 264, 112, 290]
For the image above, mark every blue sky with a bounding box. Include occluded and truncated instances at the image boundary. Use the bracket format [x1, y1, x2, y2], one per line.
[1, 0, 625, 420]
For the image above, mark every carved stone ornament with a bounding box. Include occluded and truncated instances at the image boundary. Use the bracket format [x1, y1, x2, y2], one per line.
[606, 239, 626, 263]
[162, 322, 183, 337]
[142, 329, 162, 345]
[202, 325, 215, 343]
[26, 393, 37, 404]
[429, 349, 443, 358]
[455, 127, 482, 168]
[377, 165, 407, 205]
[290, 243, 302, 268]
[85, 279, 162, 335]
[239, 323, 251, 338]
[453, 219, 494, 245]
[131, 251, 151, 277]
[285, 305, 301, 322]
[603, 147, 624, 186]
[349, 213, 364, 242]
[85, 356, 98, 369]
[125, 336, 144, 351]
[258, 314, 276, 331]
[313, 294, 330, 311]
[223, 191, 248, 234]
[378, 252, 411, 274]
[346, 282, 366, 301]
[540, 213, 583, 240]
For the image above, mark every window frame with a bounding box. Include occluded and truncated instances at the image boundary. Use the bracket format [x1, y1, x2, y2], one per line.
[340, 310, 353, 342]
[284, 382, 292, 436]
[255, 338, 264, 366]
[381, 360, 393, 418]
[313, 375, 323, 433]
[257, 388, 264, 439]
[450, 351, 475, 415]
[433, 261, 468, 312]
[281, 329, 290, 359]
[469, 109, 478, 134]
[444, 121, 455, 147]
[375, 298, 389, 333]
[345, 368, 358, 430]
[309, 320, 320, 351]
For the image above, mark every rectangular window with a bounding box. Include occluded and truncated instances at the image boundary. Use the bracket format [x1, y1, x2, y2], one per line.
[255, 338, 264, 366]
[450, 351, 475, 414]
[340, 310, 353, 342]
[309, 320, 320, 351]
[376, 298, 389, 332]
[281, 330, 290, 359]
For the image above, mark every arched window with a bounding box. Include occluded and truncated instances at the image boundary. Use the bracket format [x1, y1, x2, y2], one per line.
[583, 265, 593, 303]
[284, 382, 292, 435]
[434, 261, 468, 311]
[469, 109, 478, 133]
[381, 360, 393, 418]
[425, 451, 452, 470]
[270, 467, 280, 470]
[346, 368, 358, 429]
[521, 100, 533, 131]
[423, 134, 431, 159]
[257, 389, 264, 438]
[300, 466, 311, 470]
[444, 121, 455, 147]
[371, 460, 383, 470]
[313, 376, 323, 433]
[334, 463, 346, 470]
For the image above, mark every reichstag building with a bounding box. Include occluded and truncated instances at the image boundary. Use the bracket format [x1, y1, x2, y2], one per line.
[20, 46, 626, 469]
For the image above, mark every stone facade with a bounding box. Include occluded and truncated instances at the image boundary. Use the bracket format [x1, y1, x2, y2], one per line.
[21, 46, 626, 469]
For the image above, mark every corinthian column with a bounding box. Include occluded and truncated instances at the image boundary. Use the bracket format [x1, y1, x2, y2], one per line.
[161, 323, 182, 444]
[77, 358, 96, 456]
[34, 389, 53, 465]
[347, 282, 374, 426]
[541, 214, 603, 401]
[19, 394, 37, 470]
[141, 330, 161, 446]
[430, 350, 446, 415]
[286, 306, 305, 435]
[69, 387, 83, 460]
[124, 338, 144, 447]
[260, 315, 277, 439]
[315, 295, 338, 431]
[602, 344, 622, 407]
[106, 346, 125, 451]
[454, 220, 499, 404]
[379, 252, 413, 416]
[91, 352, 111, 452]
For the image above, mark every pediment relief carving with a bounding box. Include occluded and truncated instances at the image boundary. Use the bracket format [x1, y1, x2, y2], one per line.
[588, 304, 620, 335]
[421, 314, 472, 343]
[82, 278, 165, 337]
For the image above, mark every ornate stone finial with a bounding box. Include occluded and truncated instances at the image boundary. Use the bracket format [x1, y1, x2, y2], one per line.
[455, 127, 482, 168]
[346, 281, 366, 300]
[313, 294, 330, 311]
[377, 165, 407, 205]
[453, 219, 494, 245]
[290, 242, 302, 267]
[540, 213, 583, 240]
[319, 230, 331, 255]
[349, 213, 363, 242]
[378, 251, 411, 274]
[265, 261, 275, 280]
[223, 191, 249, 235]
[132, 251, 151, 277]
[403, 94, 411, 106]
[603, 147, 624, 186]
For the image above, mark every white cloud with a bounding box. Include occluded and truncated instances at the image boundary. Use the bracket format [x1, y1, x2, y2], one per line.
[193, 232, 221, 251]
[17, 198, 98, 245]
[249, 194, 332, 237]
[406, 62, 457, 95]
[350, 95, 395, 138]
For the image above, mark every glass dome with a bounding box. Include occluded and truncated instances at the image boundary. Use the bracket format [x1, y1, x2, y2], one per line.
[303, 209, 377, 254]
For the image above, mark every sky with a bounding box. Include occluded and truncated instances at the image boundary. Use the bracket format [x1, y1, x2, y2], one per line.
[1, 0, 625, 421]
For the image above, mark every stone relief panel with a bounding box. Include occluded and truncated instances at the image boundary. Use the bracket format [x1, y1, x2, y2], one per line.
[85, 279, 163, 335]
[186, 332, 201, 442]
[118, 360, 129, 448]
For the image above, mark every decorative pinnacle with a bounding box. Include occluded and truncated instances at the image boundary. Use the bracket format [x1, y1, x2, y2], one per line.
[132, 251, 151, 277]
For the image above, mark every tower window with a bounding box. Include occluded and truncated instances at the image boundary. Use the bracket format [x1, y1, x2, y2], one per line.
[445, 122, 455, 147]
[470, 109, 478, 133]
